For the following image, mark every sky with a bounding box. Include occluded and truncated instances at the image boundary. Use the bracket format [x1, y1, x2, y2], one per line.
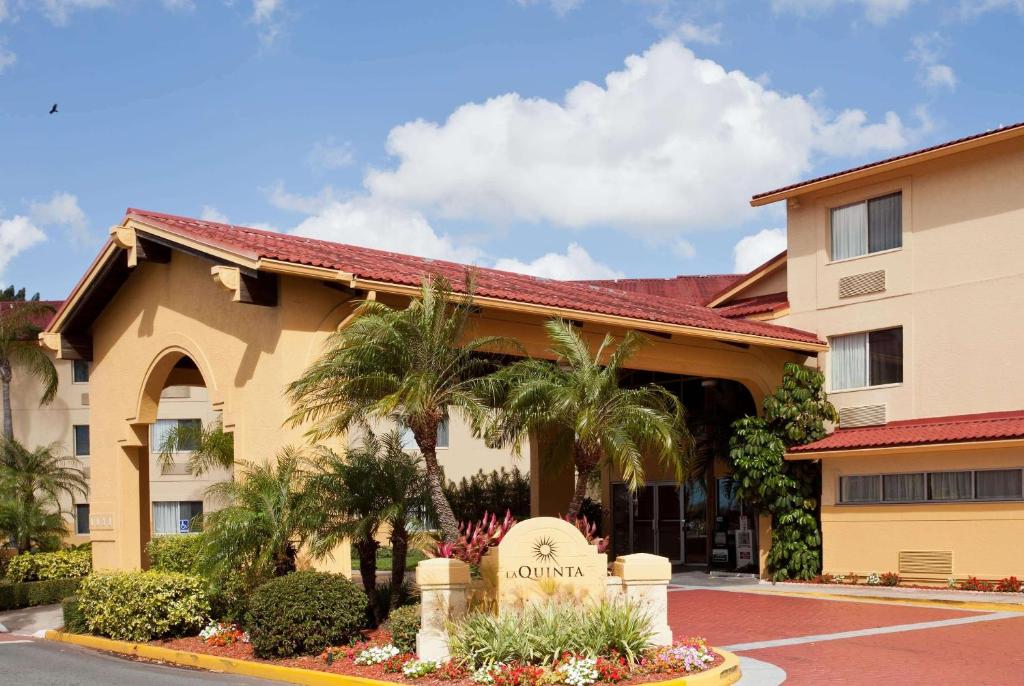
[1, 0, 1022, 300]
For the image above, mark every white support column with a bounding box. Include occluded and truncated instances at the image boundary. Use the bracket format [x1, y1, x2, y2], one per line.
[612, 553, 673, 646]
[415, 558, 471, 662]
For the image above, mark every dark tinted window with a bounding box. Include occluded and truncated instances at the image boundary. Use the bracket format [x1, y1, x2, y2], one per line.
[73, 425, 90, 456]
[72, 360, 90, 383]
[868, 328, 902, 386]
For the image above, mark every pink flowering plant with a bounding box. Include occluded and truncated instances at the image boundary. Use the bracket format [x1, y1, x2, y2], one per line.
[639, 638, 716, 675]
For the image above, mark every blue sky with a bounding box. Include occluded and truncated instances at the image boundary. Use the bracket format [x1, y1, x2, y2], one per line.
[1, 0, 1022, 300]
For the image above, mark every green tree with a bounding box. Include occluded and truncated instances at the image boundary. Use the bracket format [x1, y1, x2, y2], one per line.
[157, 418, 234, 476]
[0, 286, 41, 302]
[727, 362, 838, 581]
[479, 319, 693, 516]
[0, 437, 88, 552]
[307, 429, 430, 623]
[0, 300, 58, 440]
[288, 275, 516, 541]
[198, 448, 316, 590]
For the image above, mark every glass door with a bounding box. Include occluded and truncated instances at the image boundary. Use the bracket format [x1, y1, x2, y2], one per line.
[632, 485, 655, 555]
[684, 479, 708, 564]
[656, 484, 684, 563]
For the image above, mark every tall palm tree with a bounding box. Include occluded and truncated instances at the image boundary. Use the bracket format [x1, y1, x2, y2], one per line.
[480, 319, 693, 516]
[156, 418, 234, 476]
[288, 275, 517, 542]
[307, 429, 431, 622]
[198, 448, 316, 590]
[0, 437, 88, 552]
[0, 300, 58, 440]
[0, 496, 66, 553]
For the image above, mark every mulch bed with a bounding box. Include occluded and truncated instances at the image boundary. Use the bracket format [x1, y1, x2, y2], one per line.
[152, 635, 724, 685]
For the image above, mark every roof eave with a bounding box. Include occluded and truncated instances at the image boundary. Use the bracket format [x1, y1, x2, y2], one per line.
[786, 436, 1024, 460]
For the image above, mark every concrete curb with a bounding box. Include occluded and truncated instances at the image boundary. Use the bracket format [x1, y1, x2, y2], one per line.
[742, 587, 1024, 613]
[43, 630, 741, 686]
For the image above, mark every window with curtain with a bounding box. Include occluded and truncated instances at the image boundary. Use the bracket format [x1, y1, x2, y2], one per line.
[840, 475, 881, 503]
[976, 470, 1024, 500]
[73, 425, 90, 456]
[883, 473, 927, 502]
[152, 501, 204, 534]
[830, 192, 902, 260]
[830, 327, 903, 390]
[929, 471, 973, 500]
[151, 418, 201, 454]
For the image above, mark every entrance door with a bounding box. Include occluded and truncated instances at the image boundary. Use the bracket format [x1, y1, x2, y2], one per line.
[610, 481, 692, 564]
[683, 479, 708, 564]
[656, 484, 684, 563]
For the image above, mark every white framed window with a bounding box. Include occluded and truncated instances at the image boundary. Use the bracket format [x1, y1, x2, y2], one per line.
[841, 469, 1024, 504]
[153, 501, 203, 535]
[830, 192, 902, 261]
[151, 418, 202, 454]
[399, 417, 450, 450]
[72, 360, 90, 384]
[830, 327, 903, 391]
[73, 424, 90, 457]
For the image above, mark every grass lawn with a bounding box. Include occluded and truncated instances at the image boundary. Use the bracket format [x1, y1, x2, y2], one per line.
[351, 547, 427, 571]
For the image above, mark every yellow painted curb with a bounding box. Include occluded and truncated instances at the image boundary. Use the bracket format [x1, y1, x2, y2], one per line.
[44, 631, 741, 686]
[741, 588, 1024, 613]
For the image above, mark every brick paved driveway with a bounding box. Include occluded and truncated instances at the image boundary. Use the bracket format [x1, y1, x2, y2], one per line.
[667, 588, 1024, 684]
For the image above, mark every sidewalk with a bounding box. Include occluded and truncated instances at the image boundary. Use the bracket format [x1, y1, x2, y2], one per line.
[0, 604, 64, 636]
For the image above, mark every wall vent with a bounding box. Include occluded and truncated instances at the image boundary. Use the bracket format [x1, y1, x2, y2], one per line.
[839, 404, 886, 428]
[839, 270, 886, 298]
[80, 392, 90, 406]
[899, 550, 953, 577]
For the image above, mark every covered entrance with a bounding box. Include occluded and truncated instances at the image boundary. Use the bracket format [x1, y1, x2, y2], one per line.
[611, 480, 707, 564]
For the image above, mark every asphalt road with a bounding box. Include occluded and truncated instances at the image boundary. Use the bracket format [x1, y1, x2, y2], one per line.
[0, 636, 282, 686]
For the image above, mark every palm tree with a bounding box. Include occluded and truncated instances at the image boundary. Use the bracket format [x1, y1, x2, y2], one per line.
[0, 437, 88, 552]
[307, 429, 431, 622]
[480, 319, 693, 516]
[288, 275, 517, 542]
[157, 418, 234, 476]
[0, 497, 66, 553]
[198, 448, 316, 590]
[0, 300, 58, 440]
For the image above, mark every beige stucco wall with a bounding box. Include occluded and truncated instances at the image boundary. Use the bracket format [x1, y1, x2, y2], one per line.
[781, 135, 1024, 422]
[821, 444, 1024, 580]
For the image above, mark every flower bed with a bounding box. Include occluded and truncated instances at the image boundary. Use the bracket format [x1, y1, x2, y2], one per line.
[792, 572, 1024, 594]
[153, 631, 724, 686]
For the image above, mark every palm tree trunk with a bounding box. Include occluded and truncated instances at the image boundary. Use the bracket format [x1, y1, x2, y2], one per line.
[567, 464, 593, 517]
[389, 522, 408, 610]
[1, 363, 13, 441]
[356, 537, 379, 623]
[413, 424, 459, 542]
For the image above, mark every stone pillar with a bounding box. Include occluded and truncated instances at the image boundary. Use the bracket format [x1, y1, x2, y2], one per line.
[528, 431, 575, 517]
[613, 553, 672, 646]
[416, 558, 471, 662]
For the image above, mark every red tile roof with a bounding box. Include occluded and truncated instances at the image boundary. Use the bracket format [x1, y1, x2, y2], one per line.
[572, 274, 740, 305]
[124, 209, 824, 347]
[790, 410, 1024, 454]
[714, 292, 789, 319]
[752, 121, 1024, 204]
[0, 300, 62, 334]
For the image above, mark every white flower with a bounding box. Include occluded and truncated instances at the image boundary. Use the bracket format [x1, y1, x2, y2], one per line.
[402, 659, 438, 678]
[471, 665, 500, 684]
[354, 644, 401, 665]
[866, 572, 881, 586]
[559, 657, 599, 686]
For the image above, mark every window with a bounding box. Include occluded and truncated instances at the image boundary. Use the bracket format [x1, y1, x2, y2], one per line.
[73, 425, 90, 457]
[398, 418, 450, 450]
[976, 469, 1023, 500]
[841, 469, 1024, 504]
[72, 360, 89, 383]
[830, 192, 902, 260]
[830, 327, 903, 390]
[75, 504, 90, 535]
[152, 501, 203, 534]
[151, 418, 202, 454]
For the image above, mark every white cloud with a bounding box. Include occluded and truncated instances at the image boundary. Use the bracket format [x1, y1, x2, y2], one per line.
[285, 192, 482, 264]
[307, 137, 355, 171]
[40, 0, 115, 26]
[161, 0, 195, 11]
[250, 0, 285, 44]
[493, 243, 624, 280]
[29, 192, 89, 243]
[516, 0, 583, 16]
[0, 42, 13, 74]
[0, 215, 47, 283]
[200, 205, 230, 223]
[958, 0, 1024, 18]
[908, 33, 957, 93]
[771, 0, 916, 23]
[923, 64, 957, 91]
[0, 1, 8, 23]
[733, 228, 786, 273]
[365, 38, 912, 236]
[672, 21, 723, 45]
[672, 239, 697, 260]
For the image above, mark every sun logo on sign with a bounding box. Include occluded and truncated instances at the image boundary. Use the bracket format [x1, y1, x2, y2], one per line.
[532, 536, 558, 563]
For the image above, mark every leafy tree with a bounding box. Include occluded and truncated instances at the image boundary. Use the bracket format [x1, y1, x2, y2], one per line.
[0, 300, 58, 440]
[479, 319, 693, 516]
[0, 437, 88, 552]
[306, 429, 430, 623]
[727, 362, 838, 581]
[156, 418, 234, 476]
[288, 275, 517, 541]
[198, 448, 316, 590]
[0, 286, 41, 302]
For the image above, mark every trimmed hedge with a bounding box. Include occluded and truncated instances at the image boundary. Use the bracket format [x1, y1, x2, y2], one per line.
[386, 603, 420, 652]
[78, 571, 210, 642]
[62, 596, 89, 634]
[147, 535, 204, 575]
[0, 577, 83, 611]
[247, 571, 367, 658]
[5, 547, 92, 582]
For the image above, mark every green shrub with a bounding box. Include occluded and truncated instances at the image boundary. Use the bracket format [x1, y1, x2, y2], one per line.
[386, 604, 420, 652]
[147, 535, 204, 575]
[77, 571, 210, 642]
[444, 468, 531, 524]
[62, 596, 89, 634]
[247, 571, 367, 658]
[0, 577, 83, 611]
[4, 547, 92, 582]
[448, 600, 654, 668]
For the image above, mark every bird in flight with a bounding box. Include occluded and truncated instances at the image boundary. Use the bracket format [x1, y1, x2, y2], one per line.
[49, 104, 58, 114]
